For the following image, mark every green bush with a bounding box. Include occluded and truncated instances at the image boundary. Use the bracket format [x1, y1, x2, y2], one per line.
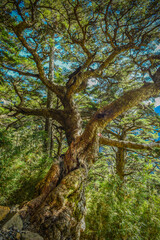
[0, 128, 53, 205]
[84, 174, 160, 240]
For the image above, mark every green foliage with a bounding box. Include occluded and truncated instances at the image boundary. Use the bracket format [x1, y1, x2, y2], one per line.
[0, 122, 53, 205]
[84, 170, 160, 240]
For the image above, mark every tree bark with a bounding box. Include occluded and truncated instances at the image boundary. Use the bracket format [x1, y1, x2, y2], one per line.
[116, 147, 125, 180]
[44, 116, 53, 157]
[31, 168, 86, 240]
[44, 41, 55, 157]
[100, 137, 160, 150]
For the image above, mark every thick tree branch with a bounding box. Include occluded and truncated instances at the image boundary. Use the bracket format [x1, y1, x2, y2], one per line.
[100, 137, 160, 151]
[16, 107, 65, 126]
[83, 68, 160, 142]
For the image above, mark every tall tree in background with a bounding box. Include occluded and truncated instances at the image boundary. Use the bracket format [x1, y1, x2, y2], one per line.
[0, 0, 160, 239]
[101, 105, 160, 180]
[44, 39, 55, 157]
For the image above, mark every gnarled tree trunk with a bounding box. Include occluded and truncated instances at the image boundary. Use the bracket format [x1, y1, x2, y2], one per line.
[20, 137, 92, 240]
[19, 99, 89, 240]
[31, 168, 86, 240]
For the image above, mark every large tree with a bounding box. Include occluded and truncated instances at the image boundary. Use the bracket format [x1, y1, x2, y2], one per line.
[0, 0, 160, 239]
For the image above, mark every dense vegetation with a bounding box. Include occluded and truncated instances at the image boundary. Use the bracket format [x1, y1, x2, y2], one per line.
[0, 0, 160, 239]
[1, 105, 160, 239]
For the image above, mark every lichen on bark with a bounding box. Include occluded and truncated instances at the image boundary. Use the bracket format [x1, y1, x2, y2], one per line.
[29, 168, 86, 240]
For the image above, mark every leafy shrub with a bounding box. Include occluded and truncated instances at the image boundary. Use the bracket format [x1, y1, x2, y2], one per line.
[0, 127, 53, 205]
[83, 172, 160, 240]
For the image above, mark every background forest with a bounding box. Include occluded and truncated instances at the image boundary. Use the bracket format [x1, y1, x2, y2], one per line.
[0, 0, 160, 239]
